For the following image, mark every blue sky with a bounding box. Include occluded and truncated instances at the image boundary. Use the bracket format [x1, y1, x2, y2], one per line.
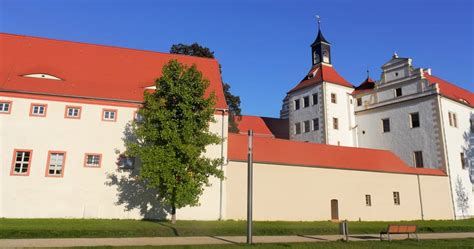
[1, 0, 472, 117]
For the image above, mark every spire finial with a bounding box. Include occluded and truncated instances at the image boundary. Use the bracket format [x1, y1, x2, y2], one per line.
[316, 15, 321, 30]
[393, 51, 398, 58]
[367, 67, 370, 78]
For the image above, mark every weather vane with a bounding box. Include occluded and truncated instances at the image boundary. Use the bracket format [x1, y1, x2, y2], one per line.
[316, 15, 321, 29]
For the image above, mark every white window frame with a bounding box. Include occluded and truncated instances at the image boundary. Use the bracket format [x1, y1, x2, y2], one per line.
[102, 109, 117, 121]
[11, 150, 32, 175]
[84, 154, 101, 168]
[66, 106, 82, 119]
[0, 101, 12, 113]
[30, 104, 47, 116]
[46, 152, 66, 177]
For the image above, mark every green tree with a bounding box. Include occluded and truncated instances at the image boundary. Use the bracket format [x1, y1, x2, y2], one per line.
[170, 43, 241, 133]
[125, 60, 224, 223]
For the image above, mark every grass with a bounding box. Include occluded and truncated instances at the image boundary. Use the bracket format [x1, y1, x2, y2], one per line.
[0, 218, 473, 239]
[75, 239, 474, 249]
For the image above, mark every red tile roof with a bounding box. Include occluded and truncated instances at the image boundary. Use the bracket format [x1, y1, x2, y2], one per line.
[424, 73, 474, 108]
[0, 33, 227, 109]
[352, 77, 376, 95]
[228, 133, 446, 176]
[236, 115, 289, 139]
[288, 64, 353, 93]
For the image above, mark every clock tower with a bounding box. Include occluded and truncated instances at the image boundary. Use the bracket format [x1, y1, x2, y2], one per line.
[311, 18, 331, 66]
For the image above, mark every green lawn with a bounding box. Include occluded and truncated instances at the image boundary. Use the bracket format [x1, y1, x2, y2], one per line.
[77, 239, 474, 249]
[0, 218, 473, 239]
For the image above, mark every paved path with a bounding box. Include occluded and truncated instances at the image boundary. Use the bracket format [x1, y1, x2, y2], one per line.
[0, 232, 473, 248]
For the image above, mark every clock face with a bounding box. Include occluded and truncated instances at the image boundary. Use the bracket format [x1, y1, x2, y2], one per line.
[322, 50, 329, 63]
[313, 52, 320, 64]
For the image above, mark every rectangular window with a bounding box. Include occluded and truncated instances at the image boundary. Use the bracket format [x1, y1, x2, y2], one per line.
[448, 112, 457, 128]
[382, 118, 390, 133]
[84, 153, 102, 168]
[303, 96, 310, 108]
[30, 103, 47, 117]
[410, 112, 420, 128]
[134, 110, 143, 122]
[414, 151, 424, 168]
[118, 155, 135, 170]
[393, 192, 400, 205]
[65, 106, 82, 119]
[295, 122, 301, 134]
[333, 117, 339, 130]
[304, 120, 310, 133]
[312, 93, 318, 105]
[331, 93, 337, 104]
[395, 88, 402, 97]
[461, 152, 466, 169]
[313, 118, 319, 131]
[46, 151, 66, 177]
[365, 194, 372, 206]
[102, 109, 117, 122]
[0, 101, 12, 114]
[10, 149, 33, 176]
[294, 99, 300, 110]
[357, 98, 362, 106]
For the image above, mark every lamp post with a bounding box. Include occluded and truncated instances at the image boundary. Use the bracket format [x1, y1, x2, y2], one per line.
[247, 129, 253, 245]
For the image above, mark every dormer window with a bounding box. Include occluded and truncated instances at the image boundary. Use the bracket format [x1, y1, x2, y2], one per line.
[22, 73, 63, 81]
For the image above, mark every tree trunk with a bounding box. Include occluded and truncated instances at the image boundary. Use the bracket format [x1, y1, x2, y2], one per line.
[171, 204, 176, 224]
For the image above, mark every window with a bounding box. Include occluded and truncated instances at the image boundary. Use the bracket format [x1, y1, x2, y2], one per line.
[460, 152, 466, 169]
[312, 93, 318, 105]
[304, 120, 310, 133]
[10, 149, 33, 176]
[134, 110, 143, 122]
[102, 109, 117, 121]
[410, 112, 420, 128]
[117, 155, 135, 170]
[393, 192, 400, 205]
[357, 98, 362, 106]
[65, 106, 82, 119]
[413, 151, 424, 168]
[333, 118, 339, 130]
[313, 118, 319, 131]
[303, 96, 310, 108]
[46, 151, 66, 177]
[448, 112, 457, 128]
[294, 99, 300, 110]
[395, 88, 402, 97]
[84, 153, 102, 168]
[295, 123, 301, 134]
[29, 103, 47, 117]
[471, 118, 474, 133]
[0, 101, 12, 114]
[331, 93, 337, 104]
[382, 118, 390, 133]
[365, 194, 372, 206]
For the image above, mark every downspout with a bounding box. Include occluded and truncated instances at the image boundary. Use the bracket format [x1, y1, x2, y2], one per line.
[322, 82, 328, 144]
[437, 95, 457, 220]
[217, 108, 227, 220]
[416, 174, 424, 220]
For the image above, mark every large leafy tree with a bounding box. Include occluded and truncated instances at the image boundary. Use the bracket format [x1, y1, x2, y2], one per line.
[125, 60, 224, 223]
[170, 43, 241, 133]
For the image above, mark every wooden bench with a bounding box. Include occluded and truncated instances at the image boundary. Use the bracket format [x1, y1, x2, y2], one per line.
[380, 224, 419, 241]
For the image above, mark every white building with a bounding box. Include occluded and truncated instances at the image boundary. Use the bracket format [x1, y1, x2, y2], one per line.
[281, 27, 474, 219]
[0, 32, 465, 221]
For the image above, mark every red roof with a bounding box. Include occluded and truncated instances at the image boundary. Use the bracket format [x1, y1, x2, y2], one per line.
[228, 134, 446, 176]
[0, 33, 227, 109]
[288, 64, 353, 93]
[236, 115, 289, 139]
[352, 77, 376, 95]
[424, 73, 474, 108]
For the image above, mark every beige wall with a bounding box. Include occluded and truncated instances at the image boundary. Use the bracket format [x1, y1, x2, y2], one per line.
[0, 95, 228, 220]
[226, 161, 453, 221]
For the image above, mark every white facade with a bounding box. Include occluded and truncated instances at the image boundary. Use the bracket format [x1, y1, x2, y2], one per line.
[0, 94, 228, 220]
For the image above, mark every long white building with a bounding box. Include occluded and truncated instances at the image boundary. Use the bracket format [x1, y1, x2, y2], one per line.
[282, 27, 474, 219]
[0, 32, 467, 221]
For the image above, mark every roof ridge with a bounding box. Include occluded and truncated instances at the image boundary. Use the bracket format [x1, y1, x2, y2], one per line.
[0, 32, 220, 64]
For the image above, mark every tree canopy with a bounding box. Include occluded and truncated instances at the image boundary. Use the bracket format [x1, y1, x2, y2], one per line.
[169, 43, 241, 133]
[125, 60, 224, 223]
